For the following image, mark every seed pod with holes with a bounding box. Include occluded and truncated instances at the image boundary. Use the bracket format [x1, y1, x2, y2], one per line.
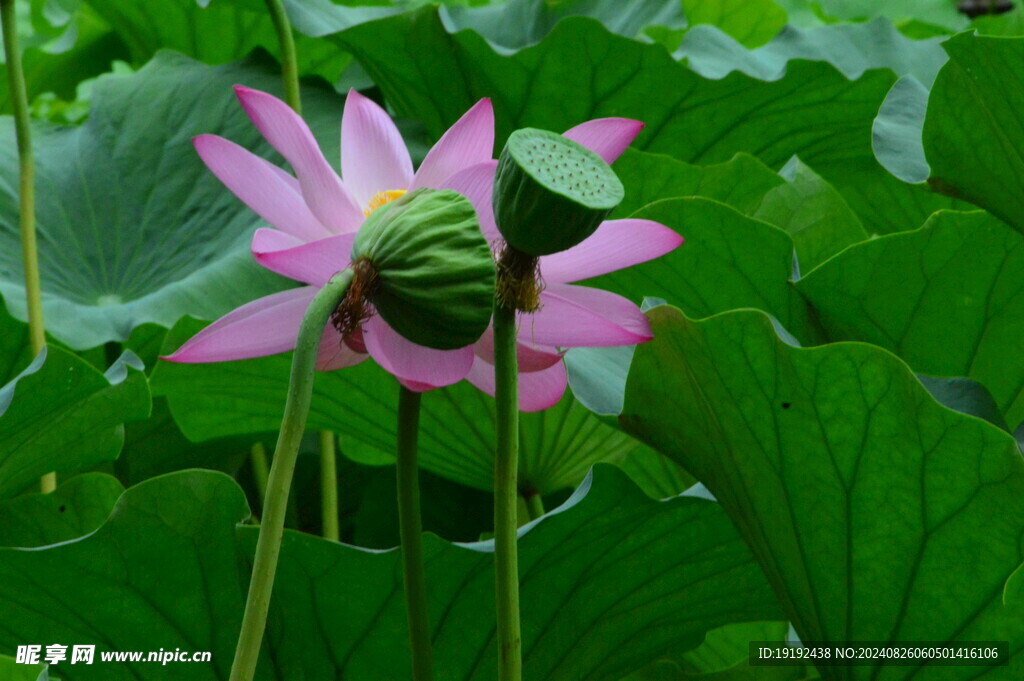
[349, 188, 495, 350]
[492, 128, 624, 256]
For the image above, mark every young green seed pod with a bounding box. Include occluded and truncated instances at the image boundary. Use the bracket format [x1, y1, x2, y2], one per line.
[492, 128, 624, 256]
[348, 188, 495, 350]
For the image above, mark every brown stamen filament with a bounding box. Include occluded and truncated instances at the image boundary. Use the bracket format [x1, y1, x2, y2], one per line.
[496, 243, 543, 313]
[332, 256, 380, 341]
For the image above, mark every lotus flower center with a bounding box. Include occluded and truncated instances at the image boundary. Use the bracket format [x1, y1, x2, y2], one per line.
[364, 189, 407, 217]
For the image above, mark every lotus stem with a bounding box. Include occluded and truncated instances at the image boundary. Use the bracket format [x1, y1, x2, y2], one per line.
[250, 442, 269, 509]
[492, 299, 522, 681]
[262, 0, 301, 114]
[524, 491, 544, 521]
[396, 384, 434, 681]
[2, 0, 51, 493]
[320, 430, 339, 541]
[228, 270, 354, 681]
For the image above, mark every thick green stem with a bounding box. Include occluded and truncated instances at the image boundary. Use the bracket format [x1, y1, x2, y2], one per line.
[396, 385, 434, 681]
[493, 301, 522, 681]
[228, 270, 353, 681]
[3, 0, 51, 493]
[524, 491, 544, 521]
[262, 0, 301, 114]
[319, 430, 339, 541]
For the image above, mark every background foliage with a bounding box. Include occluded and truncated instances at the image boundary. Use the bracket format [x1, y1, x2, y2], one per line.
[2, 0, 1024, 679]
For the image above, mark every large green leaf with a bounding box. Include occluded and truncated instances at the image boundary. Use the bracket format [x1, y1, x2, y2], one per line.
[0, 51, 346, 349]
[333, 6, 950, 234]
[0, 347, 149, 499]
[613, 150, 783, 218]
[677, 18, 947, 86]
[752, 157, 868, 272]
[974, 8, 1024, 36]
[0, 473, 122, 547]
[809, 0, 968, 32]
[871, 76, 931, 185]
[0, 466, 783, 681]
[680, 0, 786, 48]
[278, 0, 685, 49]
[922, 33, 1024, 235]
[349, 462, 494, 548]
[0, 5, 128, 115]
[589, 197, 820, 344]
[0, 298, 31, 385]
[440, 0, 685, 50]
[624, 622, 809, 681]
[152, 319, 654, 495]
[621, 305, 1024, 678]
[0, 653, 47, 681]
[84, 0, 350, 83]
[609, 436, 695, 500]
[117, 399, 250, 485]
[799, 210, 1024, 429]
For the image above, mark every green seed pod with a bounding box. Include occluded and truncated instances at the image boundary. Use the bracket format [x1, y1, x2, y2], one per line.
[492, 127, 624, 256]
[348, 188, 495, 351]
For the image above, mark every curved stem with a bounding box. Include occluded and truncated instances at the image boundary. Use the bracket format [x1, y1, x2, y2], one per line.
[262, 0, 301, 114]
[493, 301, 522, 681]
[319, 430, 339, 541]
[396, 385, 434, 681]
[228, 270, 354, 681]
[2, 0, 51, 493]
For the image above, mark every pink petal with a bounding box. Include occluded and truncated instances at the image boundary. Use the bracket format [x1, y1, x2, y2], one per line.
[341, 89, 415, 208]
[193, 135, 332, 243]
[472, 326, 564, 372]
[234, 86, 363, 235]
[465, 356, 567, 412]
[412, 99, 495, 190]
[562, 118, 644, 165]
[521, 284, 652, 347]
[252, 229, 355, 287]
[251, 228, 305, 251]
[398, 377, 440, 393]
[440, 160, 499, 241]
[539, 219, 683, 284]
[362, 315, 473, 388]
[317, 323, 369, 371]
[162, 287, 317, 364]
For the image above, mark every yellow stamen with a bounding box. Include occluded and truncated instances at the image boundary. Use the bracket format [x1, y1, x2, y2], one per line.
[364, 189, 407, 217]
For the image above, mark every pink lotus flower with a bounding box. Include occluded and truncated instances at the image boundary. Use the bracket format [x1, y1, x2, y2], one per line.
[165, 86, 496, 388]
[164, 87, 682, 410]
[438, 122, 683, 411]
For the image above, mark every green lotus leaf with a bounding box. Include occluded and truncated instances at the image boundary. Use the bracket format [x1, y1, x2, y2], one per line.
[0, 347, 149, 499]
[922, 33, 1024, 235]
[588, 197, 821, 344]
[0, 652, 48, 681]
[677, 17, 947, 86]
[752, 157, 869, 273]
[612, 150, 784, 219]
[152, 321, 660, 497]
[621, 305, 1024, 677]
[680, 0, 786, 48]
[0, 466, 783, 680]
[0, 4, 128, 117]
[82, 0, 354, 83]
[799, 210, 1024, 429]
[0, 51, 346, 349]
[333, 6, 955, 234]
[0, 473, 123, 547]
